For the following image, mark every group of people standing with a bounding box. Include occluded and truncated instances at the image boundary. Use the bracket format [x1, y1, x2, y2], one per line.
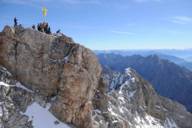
[37, 22, 51, 34]
[13, 17, 61, 35]
[32, 22, 51, 34]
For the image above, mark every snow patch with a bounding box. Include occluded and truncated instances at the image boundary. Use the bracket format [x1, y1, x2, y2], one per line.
[24, 102, 71, 128]
[112, 120, 118, 123]
[128, 90, 136, 98]
[64, 56, 69, 63]
[118, 96, 126, 103]
[51, 96, 57, 101]
[1, 67, 12, 76]
[125, 68, 132, 76]
[119, 107, 124, 113]
[131, 77, 136, 83]
[155, 105, 161, 109]
[119, 80, 129, 94]
[134, 113, 164, 128]
[0, 106, 3, 117]
[0, 81, 33, 92]
[15, 82, 33, 92]
[108, 106, 119, 117]
[164, 118, 178, 128]
[93, 109, 102, 114]
[0, 81, 10, 87]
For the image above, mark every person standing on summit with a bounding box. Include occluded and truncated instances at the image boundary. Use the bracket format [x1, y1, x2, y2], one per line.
[14, 17, 18, 27]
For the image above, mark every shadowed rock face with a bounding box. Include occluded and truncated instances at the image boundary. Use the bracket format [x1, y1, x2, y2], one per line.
[0, 26, 102, 128]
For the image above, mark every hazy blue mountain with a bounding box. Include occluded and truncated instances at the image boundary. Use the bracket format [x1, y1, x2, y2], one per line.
[97, 53, 192, 112]
[95, 49, 192, 59]
[95, 50, 192, 71]
[158, 54, 192, 71]
[185, 56, 192, 62]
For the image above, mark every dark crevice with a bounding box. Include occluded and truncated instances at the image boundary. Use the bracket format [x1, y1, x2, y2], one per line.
[14, 41, 19, 79]
[47, 39, 78, 101]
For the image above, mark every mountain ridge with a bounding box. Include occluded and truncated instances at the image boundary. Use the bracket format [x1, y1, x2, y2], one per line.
[97, 53, 192, 112]
[95, 50, 192, 71]
[93, 68, 192, 128]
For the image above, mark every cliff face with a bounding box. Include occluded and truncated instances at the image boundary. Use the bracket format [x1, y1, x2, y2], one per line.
[0, 26, 102, 128]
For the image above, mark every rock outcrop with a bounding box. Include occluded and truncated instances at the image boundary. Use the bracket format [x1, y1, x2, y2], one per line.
[0, 26, 102, 128]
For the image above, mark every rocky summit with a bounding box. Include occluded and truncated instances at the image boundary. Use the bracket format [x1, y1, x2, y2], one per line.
[0, 26, 192, 128]
[0, 26, 101, 128]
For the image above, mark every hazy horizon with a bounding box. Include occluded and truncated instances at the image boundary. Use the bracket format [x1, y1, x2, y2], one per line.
[94, 48, 192, 51]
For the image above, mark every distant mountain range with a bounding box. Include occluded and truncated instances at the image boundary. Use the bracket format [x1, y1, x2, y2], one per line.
[97, 53, 192, 112]
[95, 50, 192, 71]
[95, 49, 192, 59]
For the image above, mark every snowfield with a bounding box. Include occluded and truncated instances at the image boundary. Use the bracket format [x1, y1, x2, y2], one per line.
[24, 102, 71, 128]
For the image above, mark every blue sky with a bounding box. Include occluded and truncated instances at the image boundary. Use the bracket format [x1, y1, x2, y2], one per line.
[0, 0, 192, 50]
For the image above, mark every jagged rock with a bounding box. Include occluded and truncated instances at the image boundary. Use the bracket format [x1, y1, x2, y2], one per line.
[0, 26, 102, 128]
[93, 68, 192, 128]
[0, 66, 33, 128]
[97, 53, 192, 112]
[0, 66, 72, 128]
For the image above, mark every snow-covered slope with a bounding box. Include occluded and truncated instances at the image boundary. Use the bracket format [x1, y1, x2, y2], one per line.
[0, 66, 72, 128]
[92, 68, 192, 128]
[24, 103, 70, 128]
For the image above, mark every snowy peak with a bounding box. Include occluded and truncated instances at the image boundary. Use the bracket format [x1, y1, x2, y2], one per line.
[98, 53, 192, 112]
[93, 67, 192, 128]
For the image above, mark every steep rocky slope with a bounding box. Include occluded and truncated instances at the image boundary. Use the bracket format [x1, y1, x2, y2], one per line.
[0, 26, 101, 128]
[0, 66, 72, 128]
[93, 68, 192, 128]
